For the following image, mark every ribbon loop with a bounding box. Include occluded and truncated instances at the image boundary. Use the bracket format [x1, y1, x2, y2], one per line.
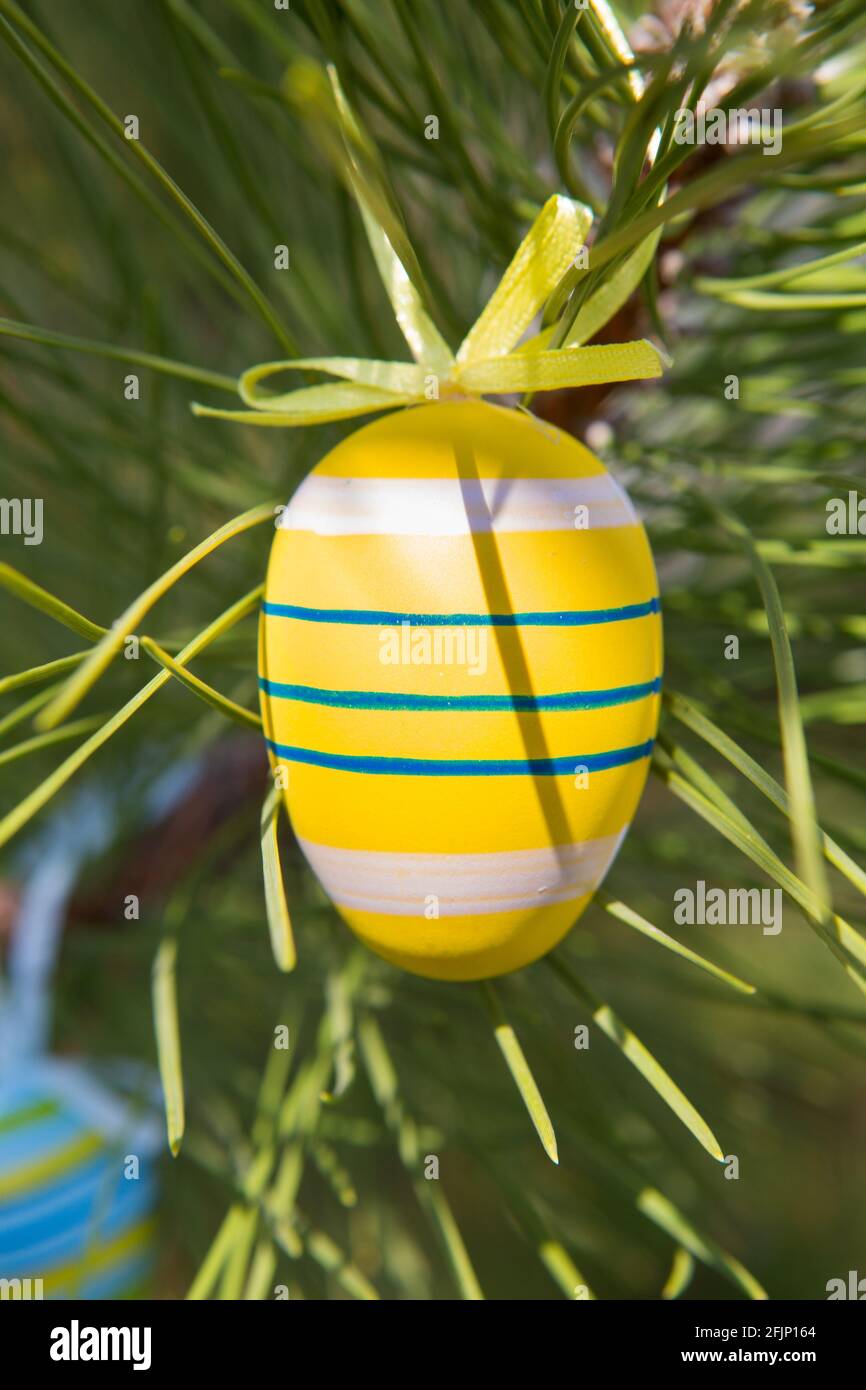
[192, 181, 666, 431]
[456, 194, 593, 364]
[239, 357, 428, 409]
[193, 382, 412, 428]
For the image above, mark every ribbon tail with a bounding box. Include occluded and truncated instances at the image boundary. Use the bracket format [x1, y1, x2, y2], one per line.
[283, 61, 453, 373]
[357, 202, 455, 374]
[454, 339, 667, 394]
[327, 70, 454, 373]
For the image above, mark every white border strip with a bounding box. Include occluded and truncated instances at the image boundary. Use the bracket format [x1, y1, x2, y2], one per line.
[298, 829, 626, 917]
[279, 475, 638, 536]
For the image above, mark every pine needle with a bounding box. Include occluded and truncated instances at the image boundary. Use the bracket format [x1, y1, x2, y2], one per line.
[259, 784, 296, 973]
[547, 956, 724, 1163]
[480, 981, 559, 1165]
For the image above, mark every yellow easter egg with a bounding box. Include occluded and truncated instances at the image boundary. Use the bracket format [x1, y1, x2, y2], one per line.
[259, 400, 661, 982]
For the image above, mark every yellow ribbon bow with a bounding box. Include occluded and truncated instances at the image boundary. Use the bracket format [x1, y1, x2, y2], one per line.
[192, 192, 665, 430]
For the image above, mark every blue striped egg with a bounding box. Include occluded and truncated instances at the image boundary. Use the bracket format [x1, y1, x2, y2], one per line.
[0, 1063, 160, 1299]
[260, 401, 662, 980]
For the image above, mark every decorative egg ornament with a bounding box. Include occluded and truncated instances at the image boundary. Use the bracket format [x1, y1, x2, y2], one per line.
[258, 401, 661, 980]
[0, 792, 165, 1299]
[0, 1060, 160, 1299]
[194, 184, 668, 982]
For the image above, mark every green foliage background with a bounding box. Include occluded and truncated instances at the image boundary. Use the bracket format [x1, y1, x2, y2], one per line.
[1, 0, 866, 1299]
